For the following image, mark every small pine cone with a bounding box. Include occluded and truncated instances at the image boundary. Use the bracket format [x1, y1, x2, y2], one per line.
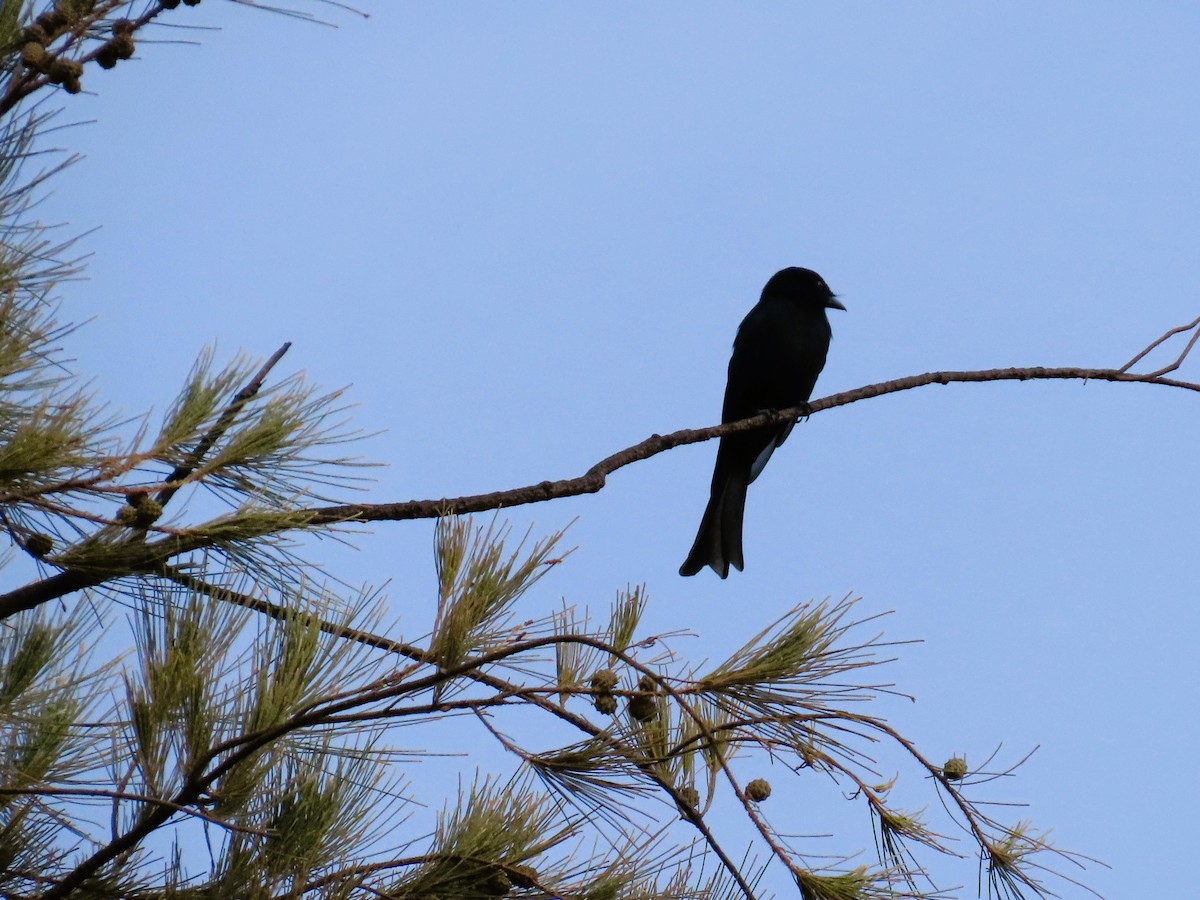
[628, 693, 658, 722]
[25, 533, 54, 558]
[35, 10, 68, 37]
[22, 24, 48, 45]
[117, 495, 162, 527]
[589, 668, 619, 692]
[508, 864, 538, 889]
[21, 42, 47, 69]
[110, 33, 135, 60]
[942, 756, 968, 781]
[637, 673, 657, 692]
[96, 44, 119, 69]
[677, 785, 700, 808]
[61, 76, 82, 94]
[745, 778, 772, 802]
[593, 693, 617, 715]
[111, 18, 134, 35]
[47, 57, 83, 84]
[133, 497, 163, 526]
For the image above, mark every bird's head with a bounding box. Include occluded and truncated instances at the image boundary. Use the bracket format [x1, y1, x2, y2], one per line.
[762, 266, 846, 311]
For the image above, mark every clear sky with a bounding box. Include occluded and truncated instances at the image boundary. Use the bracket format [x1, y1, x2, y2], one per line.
[43, 3, 1200, 896]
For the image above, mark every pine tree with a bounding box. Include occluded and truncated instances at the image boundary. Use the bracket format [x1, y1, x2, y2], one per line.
[10, 3, 1198, 897]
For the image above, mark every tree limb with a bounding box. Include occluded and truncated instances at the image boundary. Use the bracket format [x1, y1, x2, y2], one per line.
[306, 363, 1200, 527]
[2, 356, 1197, 622]
[154, 341, 292, 509]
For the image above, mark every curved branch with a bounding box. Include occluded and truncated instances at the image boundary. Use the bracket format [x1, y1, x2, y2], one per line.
[307, 364, 1200, 527]
[1120, 313, 1200, 374]
[2, 362, 1196, 622]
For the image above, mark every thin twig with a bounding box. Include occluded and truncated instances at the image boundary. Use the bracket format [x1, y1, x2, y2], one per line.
[155, 341, 292, 509]
[1119, 314, 1200, 373]
[0, 785, 268, 837]
[1148, 325, 1200, 377]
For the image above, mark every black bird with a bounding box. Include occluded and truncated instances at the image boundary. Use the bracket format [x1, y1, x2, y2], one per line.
[679, 267, 845, 578]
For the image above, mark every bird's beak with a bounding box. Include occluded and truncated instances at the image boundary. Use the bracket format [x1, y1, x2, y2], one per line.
[826, 295, 846, 311]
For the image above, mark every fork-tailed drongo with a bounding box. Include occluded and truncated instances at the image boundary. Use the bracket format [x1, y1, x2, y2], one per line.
[679, 267, 845, 578]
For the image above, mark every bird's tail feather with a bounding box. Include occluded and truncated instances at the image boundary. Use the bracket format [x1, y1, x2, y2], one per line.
[679, 492, 724, 577]
[720, 471, 747, 573]
[678, 470, 748, 578]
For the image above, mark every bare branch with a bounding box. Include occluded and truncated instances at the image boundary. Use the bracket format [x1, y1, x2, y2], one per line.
[307, 362, 1200, 527]
[2, 357, 1197, 622]
[1119, 314, 1200, 374]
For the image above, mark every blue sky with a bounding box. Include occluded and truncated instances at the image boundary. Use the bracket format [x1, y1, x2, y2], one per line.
[43, 3, 1200, 895]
